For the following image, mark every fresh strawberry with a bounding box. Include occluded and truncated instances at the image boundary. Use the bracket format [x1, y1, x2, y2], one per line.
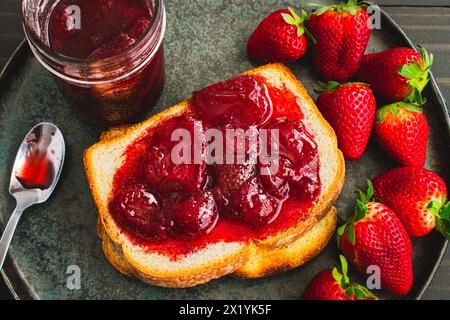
[315, 81, 376, 160]
[309, 0, 371, 82]
[357, 47, 433, 101]
[373, 166, 450, 238]
[304, 255, 378, 300]
[375, 101, 428, 167]
[338, 181, 413, 296]
[247, 8, 310, 63]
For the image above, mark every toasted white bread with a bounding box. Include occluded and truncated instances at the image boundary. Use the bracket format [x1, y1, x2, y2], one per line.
[84, 63, 345, 288]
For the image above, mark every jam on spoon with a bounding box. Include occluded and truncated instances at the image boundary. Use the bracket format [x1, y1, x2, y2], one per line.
[15, 126, 56, 190]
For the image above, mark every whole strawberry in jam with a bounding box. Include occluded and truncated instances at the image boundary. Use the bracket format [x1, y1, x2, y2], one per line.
[247, 8, 310, 63]
[88, 16, 151, 60]
[227, 177, 282, 228]
[209, 125, 259, 208]
[193, 75, 272, 128]
[211, 162, 256, 210]
[259, 157, 291, 200]
[143, 115, 207, 192]
[110, 182, 166, 240]
[167, 191, 219, 239]
[259, 118, 320, 200]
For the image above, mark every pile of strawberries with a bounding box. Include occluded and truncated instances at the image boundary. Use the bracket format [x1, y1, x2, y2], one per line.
[247, 0, 449, 300]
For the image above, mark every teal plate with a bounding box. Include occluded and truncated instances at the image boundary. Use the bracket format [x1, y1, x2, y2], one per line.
[0, 1, 449, 300]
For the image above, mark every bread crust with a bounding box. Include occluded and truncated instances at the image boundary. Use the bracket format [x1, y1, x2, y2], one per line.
[84, 63, 345, 288]
[98, 207, 336, 287]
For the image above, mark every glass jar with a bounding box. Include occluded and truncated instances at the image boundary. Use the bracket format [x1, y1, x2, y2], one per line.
[22, 0, 166, 126]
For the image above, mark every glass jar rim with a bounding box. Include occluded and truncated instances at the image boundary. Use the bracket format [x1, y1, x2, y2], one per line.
[22, 0, 166, 85]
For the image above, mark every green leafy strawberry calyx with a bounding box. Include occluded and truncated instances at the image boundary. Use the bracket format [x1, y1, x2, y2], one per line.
[427, 197, 450, 239]
[281, 7, 316, 43]
[338, 180, 374, 245]
[332, 255, 378, 299]
[314, 81, 342, 94]
[309, 0, 370, 16]
[398, 47, 434, 103]
[314, 81, 368, 94]
[376, 101, 423, 123]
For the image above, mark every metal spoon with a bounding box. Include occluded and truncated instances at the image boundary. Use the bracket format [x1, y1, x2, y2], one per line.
[0, 122, 65, 270]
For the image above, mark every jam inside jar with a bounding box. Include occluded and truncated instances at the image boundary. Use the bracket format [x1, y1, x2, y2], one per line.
[22, 0, 166, 126]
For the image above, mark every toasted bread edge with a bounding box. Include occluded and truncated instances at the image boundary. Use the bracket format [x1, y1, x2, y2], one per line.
[98, 206, 336, 287]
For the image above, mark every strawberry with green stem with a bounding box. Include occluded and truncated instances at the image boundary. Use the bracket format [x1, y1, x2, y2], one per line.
[304, 255, 378, 300]
[373, 166, 450, 238]
[429, 201, 450, 238]
[375, 94, 429, 167]
[315, 81, 376, 160]
[358, 46, 433, 101]
[338, 181, 413, 296]
[247, 8, 313, 63]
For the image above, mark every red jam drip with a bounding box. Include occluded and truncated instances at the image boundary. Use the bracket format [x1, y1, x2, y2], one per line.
[109, 75, 321, 260]
[192, 75, 272, 128]
[49, 0, 151, 59]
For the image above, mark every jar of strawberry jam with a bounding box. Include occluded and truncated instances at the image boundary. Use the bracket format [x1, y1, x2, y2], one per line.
[22, 0, 166, 126]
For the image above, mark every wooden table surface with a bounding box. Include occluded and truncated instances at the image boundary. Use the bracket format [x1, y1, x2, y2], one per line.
[0, 0, 449, 300]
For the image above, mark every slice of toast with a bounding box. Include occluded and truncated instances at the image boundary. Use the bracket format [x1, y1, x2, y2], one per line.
[84, 63, 345, 288]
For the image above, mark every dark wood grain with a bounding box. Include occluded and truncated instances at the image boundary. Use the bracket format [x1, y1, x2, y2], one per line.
[377, 0, 450, 6]
[0, 0, 22, 76]
[383, 6, 450, 108]
[0, 0, 449, 300]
